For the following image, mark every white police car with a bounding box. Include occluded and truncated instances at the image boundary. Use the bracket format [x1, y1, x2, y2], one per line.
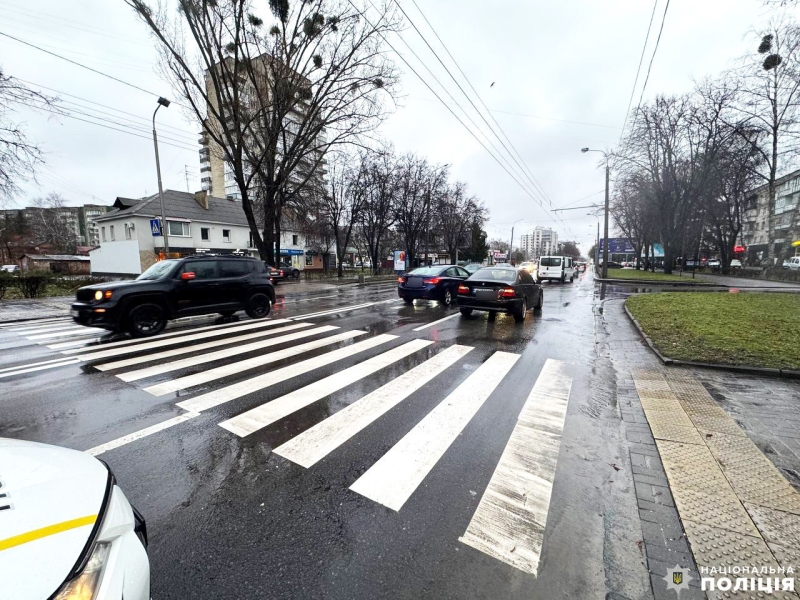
[0, 438, 149, 599]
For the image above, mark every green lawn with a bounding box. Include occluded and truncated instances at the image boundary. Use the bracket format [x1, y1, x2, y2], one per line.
[606, 268, 688, 282]
[626, 292, 800, 370]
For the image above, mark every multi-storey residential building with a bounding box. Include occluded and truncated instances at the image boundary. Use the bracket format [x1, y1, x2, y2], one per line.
[741, 169, 800, 264]
[520, 227, 559, 260]
[197, 54, 327, 271]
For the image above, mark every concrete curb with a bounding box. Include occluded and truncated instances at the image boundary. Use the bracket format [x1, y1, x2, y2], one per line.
[622, 301, 800, 380]
[595, 276, 719, 286]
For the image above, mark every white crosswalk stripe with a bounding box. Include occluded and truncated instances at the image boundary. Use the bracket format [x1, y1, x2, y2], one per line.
[9, 323, 81, 334]
[47, 336, 105, 350]
[459, 359, 572, 575]
[175, 333, 395, 412]
[114, 324, 338, 381]
[3, 317, 72, 330]
[274, 344, 474, 468]
[219, 339, 434, 437]
[73, 318, 292, 361]
[349, 351, 520, 511]
[0, 357, 82, 378]
[26, 327, 101, 341]
[97, 322, 317, 374]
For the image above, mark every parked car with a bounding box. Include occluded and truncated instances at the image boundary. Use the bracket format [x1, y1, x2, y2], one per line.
[279, 261, 300, 279]
[265, 263, 285, 283]
[0, 264, 19, 274]
[537, 256, 574, 283]
[785, 257, 800, 271]
[71, 255, 276, 337]
[707, 259, 721, 272]
[730, 259, 743, 271]
[463, 263, 483, 274]
[0, 437, 150, 600]
[398, 264, 470, 306]
[457, 265, 543, 322]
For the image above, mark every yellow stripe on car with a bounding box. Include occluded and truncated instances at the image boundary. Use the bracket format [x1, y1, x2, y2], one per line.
[0, 515, 97, 552]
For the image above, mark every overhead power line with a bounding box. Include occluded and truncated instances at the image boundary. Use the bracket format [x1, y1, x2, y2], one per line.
[618, 0, 659, 143]
[629, 0, 671, 134]
[405, 0, 555, 209]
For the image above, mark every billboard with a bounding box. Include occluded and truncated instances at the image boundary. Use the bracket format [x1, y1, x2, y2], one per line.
[598, 238, 635, 253]
[393, 250, 406, 271]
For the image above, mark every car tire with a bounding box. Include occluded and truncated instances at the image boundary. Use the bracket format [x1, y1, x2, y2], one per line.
[569, 275, 574, 283]
[443, 288, 453, 306]
[127, 303, 167, 338]
[403, 297, 414, 304]
[513, 299, 527, 323]
[560, 274, 565, 283]
[245, 293, 271, 319]
[459, 307, 473, 317]
[535, 291, 544, 311]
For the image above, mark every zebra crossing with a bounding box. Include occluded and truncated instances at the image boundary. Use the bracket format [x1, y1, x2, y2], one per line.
[1, 309, 575, 576]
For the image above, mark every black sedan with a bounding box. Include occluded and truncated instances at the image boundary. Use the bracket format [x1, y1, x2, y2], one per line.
[456, 265, 543, 322]
[397, 265, 470, 306]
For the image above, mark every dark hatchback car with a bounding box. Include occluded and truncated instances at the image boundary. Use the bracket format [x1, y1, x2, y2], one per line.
[397, 264, 470, 306]
[456, 265, 543, 322]
[71, 255, 276, 337]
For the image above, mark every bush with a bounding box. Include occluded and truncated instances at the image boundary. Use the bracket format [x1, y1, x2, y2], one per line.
[0, 272, 11, 300]
[14, 271, 54, 298]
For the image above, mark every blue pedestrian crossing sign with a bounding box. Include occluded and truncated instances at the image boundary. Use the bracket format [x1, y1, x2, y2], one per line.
[150, 219, 162, 236]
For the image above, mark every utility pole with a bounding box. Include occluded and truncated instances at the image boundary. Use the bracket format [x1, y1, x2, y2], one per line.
[152, 97, 171, 256]
[603, 157, 610, 279]
[424, 183, 431, 267]
[184, 166, 191, 192]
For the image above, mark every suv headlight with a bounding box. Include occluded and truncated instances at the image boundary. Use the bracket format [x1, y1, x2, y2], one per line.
[53, 542, 111, 600]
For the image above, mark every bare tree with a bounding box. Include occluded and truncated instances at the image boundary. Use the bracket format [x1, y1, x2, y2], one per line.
[0, 70, 58, 203]
[127, 0, 400, 265]
[436, 181, 486, 264]
[29, 192, 78, 254]
[359, 148, 396, 274]
[735, 18, 800, 263]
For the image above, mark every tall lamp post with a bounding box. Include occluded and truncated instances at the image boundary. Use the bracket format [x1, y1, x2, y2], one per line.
[581, 148, 610, 278]
[153, 97, 171, 256]
[509, 218, 523, 264]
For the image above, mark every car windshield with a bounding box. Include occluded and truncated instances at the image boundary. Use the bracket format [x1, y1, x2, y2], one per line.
[408, 266, 444, 276]
[470, 268, 516, 282]
[540, 257, 561, 267]
[136, 259, 178, 280]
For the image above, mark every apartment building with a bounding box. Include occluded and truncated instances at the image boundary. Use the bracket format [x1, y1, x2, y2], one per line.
[741, 169, 800, 264]
[520, 227, 559, 260]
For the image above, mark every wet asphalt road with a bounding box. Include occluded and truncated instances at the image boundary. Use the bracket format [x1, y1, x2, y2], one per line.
[0, 273, 652, 599]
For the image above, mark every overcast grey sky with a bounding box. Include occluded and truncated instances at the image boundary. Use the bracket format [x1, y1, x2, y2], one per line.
[1, 0, 793, 252]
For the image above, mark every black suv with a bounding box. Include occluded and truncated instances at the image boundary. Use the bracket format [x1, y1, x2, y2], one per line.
[71, 256, 276, 337]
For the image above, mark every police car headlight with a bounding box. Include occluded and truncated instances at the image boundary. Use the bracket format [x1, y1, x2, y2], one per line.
[52, 541, 111, 600]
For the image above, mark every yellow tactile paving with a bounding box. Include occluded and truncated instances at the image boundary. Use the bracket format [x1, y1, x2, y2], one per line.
[632, 368, 800, 592]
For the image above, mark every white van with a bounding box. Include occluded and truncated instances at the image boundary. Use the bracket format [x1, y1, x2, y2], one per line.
[537, 256, 574, 283]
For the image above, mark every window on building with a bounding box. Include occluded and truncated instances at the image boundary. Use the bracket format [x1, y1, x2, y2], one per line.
[110, 225, 115, 241]
[201, 227, 210, 241]
[125, 223, 133, 240]
[222, 229, 231, 242]
[101, 227, 106, 242]
[292, 234, 299, 246]
[167, 221, 190, 237]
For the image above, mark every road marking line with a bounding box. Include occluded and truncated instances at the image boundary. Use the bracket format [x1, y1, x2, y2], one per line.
[59, 317, 287, 355]
[275, 344, 474, 467]
[73, 318, 292, 361]
[289, 302, 376, 320]
[4, 317, 72, 330]
[412, 312, 461, 331]
[0, 356, 82, 373]
[113, 324, 335, 380]
[156, 330, 368, 400]
[26, 327, 100, 340]
[176, 333, 394, 412]
[0, 357, 81, 378]
[86, 411, 200, 456]
[350, 351, 520, 511]
[459, 358, 573, 576]
[98, 322, 317, 374]
[220, 339, 434, 437]
[7, 323, 81, 334]
[47, 336, 105, 350]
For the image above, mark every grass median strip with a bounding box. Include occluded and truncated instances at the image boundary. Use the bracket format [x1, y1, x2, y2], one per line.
[606, 268, 690, 282]
[626, 292, 800, 370]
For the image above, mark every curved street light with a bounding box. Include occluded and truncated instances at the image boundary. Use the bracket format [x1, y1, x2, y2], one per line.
[153, 97, 171, 256]
[581, 148, 610, 278]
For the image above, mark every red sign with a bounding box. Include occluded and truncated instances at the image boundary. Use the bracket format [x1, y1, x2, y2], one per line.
[733, 246, 746, 253]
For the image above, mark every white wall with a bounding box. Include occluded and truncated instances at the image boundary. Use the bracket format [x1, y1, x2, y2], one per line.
[90, 239, 143, 275]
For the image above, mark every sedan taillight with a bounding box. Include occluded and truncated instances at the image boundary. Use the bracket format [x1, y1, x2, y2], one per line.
[423, 277, 440, 285]
[501, 288, 516, 298]
[398, 276, 407, 283]
[457, 284, 469, 294]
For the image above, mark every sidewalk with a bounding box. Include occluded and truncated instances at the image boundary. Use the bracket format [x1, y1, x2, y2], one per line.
[598, 297, 800, 599]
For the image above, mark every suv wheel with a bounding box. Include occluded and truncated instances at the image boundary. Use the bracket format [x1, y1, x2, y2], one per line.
[128, 303, 167, 337]
[245, 293, 271, 319]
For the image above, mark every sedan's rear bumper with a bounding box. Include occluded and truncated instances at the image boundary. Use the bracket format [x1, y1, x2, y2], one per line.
[456, 296, 522, 313]
[398, 286, 442, 300]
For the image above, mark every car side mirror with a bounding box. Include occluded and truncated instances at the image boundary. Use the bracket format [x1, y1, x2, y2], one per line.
[181, 272, 196, 281]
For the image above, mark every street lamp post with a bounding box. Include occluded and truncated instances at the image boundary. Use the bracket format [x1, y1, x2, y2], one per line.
[153, 97, 171, 256]
[509, 219, 523, 264]
[581, 148, 610, 278]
